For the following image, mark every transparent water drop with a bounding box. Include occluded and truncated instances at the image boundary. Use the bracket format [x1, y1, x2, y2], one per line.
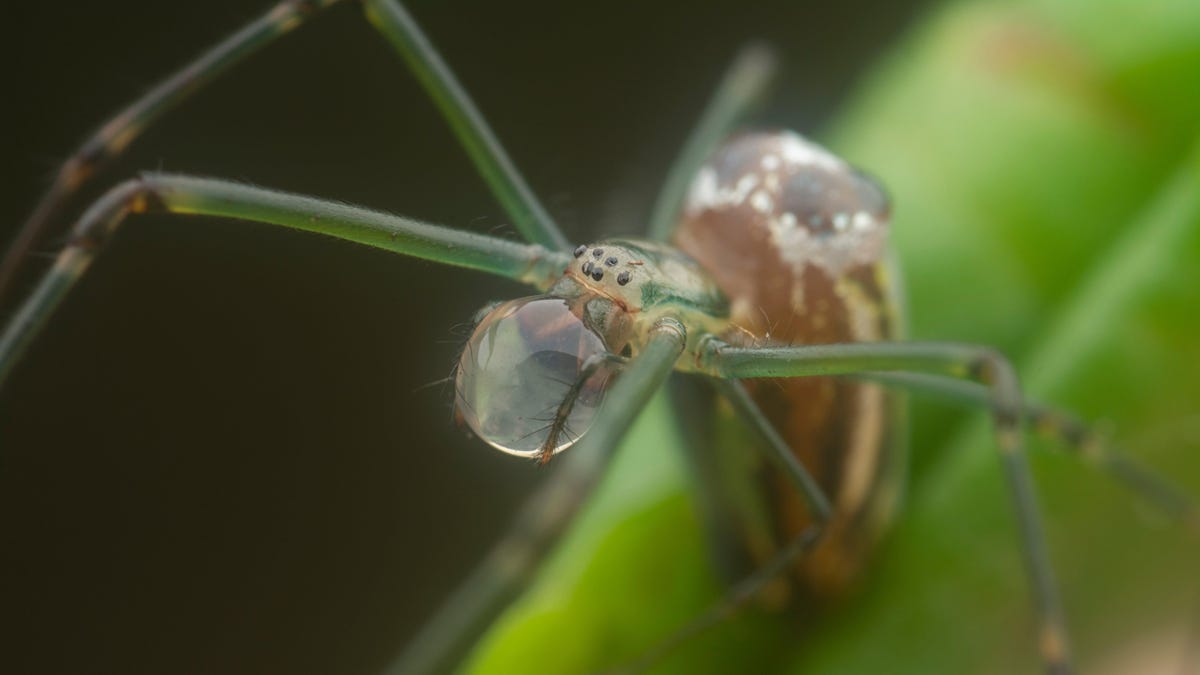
[455, 296, 615, 458]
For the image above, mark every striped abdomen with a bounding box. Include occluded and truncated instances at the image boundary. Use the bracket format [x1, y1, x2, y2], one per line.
[674, 131, 906, 601]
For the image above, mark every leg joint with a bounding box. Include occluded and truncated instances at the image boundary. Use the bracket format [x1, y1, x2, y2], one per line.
[966, 348, 1024, 431]
[67, 177, 164, 252]
[966, 347, 1009, 384]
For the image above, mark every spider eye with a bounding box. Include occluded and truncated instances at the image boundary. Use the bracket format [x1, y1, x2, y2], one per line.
[455, 296, 615, 458]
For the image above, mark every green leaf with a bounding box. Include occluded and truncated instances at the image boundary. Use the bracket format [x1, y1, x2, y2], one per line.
[468, 0, 1200, 672]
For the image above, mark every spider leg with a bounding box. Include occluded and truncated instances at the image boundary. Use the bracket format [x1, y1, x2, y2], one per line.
[607, 377, 832, 673]
[363, 0, 567, 250]
[3, 0, 570, 307]
[0, 173, 569, 385]
[383, 436, 612, 675]
[859, 372, 1200, 534]
[646, 44, 778, 242]
[383, 320, 686, 674]
[0, 0, 345, 302]
[536, 352, 628, 464]
[700, 339, 1075, 675]
[625, 345, 1200, 674]
[713, 378, 833, 520]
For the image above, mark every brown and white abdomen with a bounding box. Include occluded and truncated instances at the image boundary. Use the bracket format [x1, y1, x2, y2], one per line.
[674, 131, 906, 601]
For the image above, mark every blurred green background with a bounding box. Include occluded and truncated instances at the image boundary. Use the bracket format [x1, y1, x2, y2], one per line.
[3, 0, 1198, 674]
[1, 1, 923, 673]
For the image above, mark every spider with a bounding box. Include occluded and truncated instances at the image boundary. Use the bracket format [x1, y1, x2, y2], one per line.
[2, 1, 1198, 674]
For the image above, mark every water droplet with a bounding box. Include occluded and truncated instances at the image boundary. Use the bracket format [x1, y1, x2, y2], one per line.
[455, 296, 615, 458]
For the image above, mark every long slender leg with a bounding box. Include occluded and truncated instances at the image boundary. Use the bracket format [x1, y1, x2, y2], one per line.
[700, 339, 1074, 674]
[652, 353, 1200, 673]
[536, 352, 628, 464]
[608, 379, 833, 673]
[383, 320, 686, 675]
[0, 173, 569, 385]
[6, 0, 568, 309]
[714, 379, 831, 521]
[604, 527, 823, 675]
[0, 0, 346, 303]
[859, 372, 1200, 533]
[383, 429, 613, 675]
[362, 0, 569, 251]
[616, 374, 1142, 674]
[646, 44, 778, 242]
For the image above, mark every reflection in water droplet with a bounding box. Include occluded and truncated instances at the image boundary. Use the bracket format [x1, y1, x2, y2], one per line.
[455, 296, 615, 458]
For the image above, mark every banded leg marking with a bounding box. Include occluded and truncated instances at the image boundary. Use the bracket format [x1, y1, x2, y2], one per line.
[5, 0, 569, 310]
[700, 339, 1075, 675]
[861, 372, 1200, 534]
[0, 173, 568, 385]
[0, 0, 345, 302]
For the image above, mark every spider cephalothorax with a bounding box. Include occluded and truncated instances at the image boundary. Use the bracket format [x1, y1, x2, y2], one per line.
[455, 240, 728, 461]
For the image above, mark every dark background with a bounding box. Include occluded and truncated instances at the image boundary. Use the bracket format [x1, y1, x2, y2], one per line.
[1, 1, 923, 672]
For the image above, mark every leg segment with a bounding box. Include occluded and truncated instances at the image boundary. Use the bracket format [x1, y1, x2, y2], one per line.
[713, 378, 831, 521]
[382, 430, 614, 675]
[646, 44, 778, 242]
[6, 0, 568, 308]
[0, 0, 345, 303]
[860, 372, 1200, 534]
[383, 320, 686, 675]
[603, 526, 823, 675]
[536, 352, 629, 464]
[0, 173, 568, 385]
[610, 378, 833, 673]
[699, 339, 1074, 675]
[362, 0, 569, 251]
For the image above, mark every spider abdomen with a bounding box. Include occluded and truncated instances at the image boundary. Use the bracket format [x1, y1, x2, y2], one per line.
[675, 130, 907, 601]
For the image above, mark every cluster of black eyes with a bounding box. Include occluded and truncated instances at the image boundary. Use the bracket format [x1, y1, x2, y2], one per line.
[572, 245, 631, 285]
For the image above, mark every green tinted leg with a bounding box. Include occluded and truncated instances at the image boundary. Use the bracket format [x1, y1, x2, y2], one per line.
[362, 0, 569, 251]
[0, 173, 568, 386]
[0, 0, 345, 303]
[646, 44, 777, 242]
[861, 372, 1200, 534]
[383, 434, 614, 675]
[605, 526, 822, 675]
[383, 321, 685, 675]
[4, 0, 568, 309]
[610, 378, 831, 673]
[700, 339, 1074, 675]
[714, 378, 831, 520]
[535, 352, 629, 464]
